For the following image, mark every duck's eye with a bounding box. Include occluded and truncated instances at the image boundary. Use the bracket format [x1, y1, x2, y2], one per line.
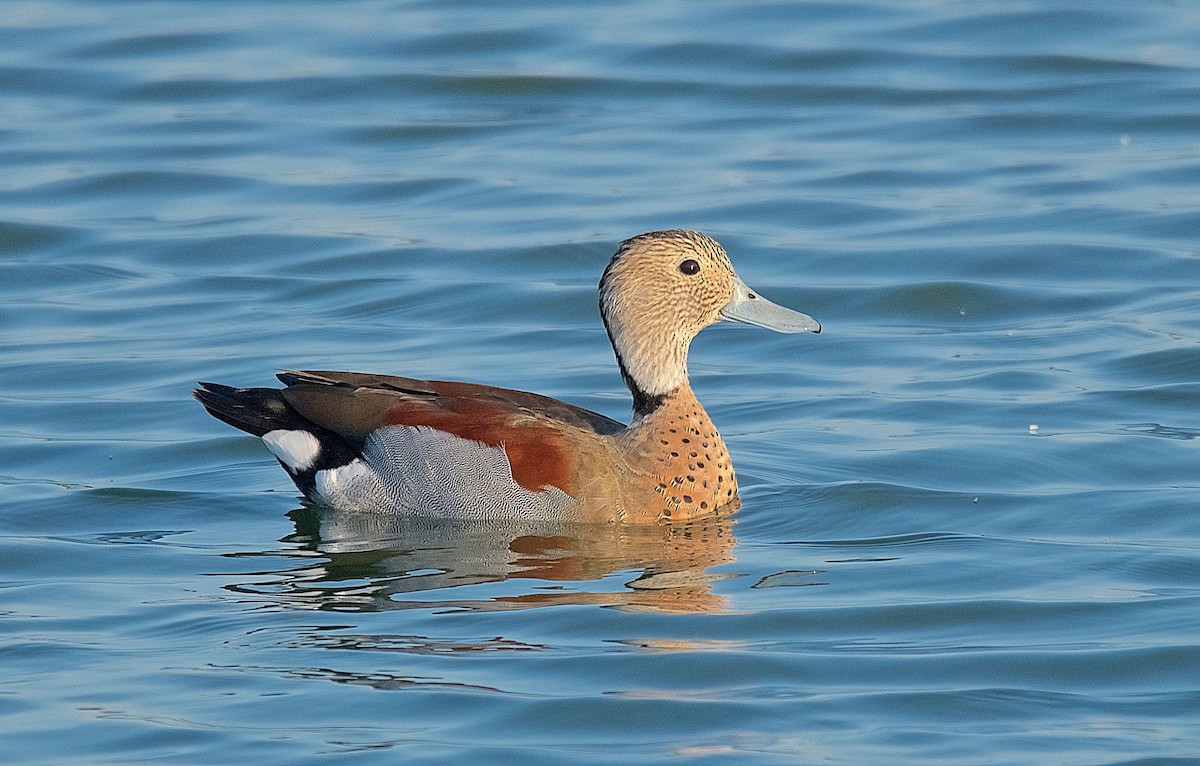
[679, 259, 700, 275]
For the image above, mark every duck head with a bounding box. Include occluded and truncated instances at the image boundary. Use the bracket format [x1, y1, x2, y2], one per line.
[599, 230, 820, 413]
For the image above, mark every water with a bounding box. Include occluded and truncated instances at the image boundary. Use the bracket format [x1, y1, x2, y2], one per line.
[2, 1, 1199, 763]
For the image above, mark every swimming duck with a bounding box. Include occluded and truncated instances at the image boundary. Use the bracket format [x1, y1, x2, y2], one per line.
[195, 230, 820, 523]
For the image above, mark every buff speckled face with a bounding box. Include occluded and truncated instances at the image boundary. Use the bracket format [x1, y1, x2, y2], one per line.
[598, 230, 819, 398]
[601, 230, 741, 340]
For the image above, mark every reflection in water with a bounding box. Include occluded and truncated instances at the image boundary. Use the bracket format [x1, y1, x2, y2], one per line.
[224, 502, 739, 615]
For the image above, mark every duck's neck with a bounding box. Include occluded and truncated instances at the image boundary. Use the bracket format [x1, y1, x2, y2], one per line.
[598, 265, 698, 415]
[603, 318, 691, 417]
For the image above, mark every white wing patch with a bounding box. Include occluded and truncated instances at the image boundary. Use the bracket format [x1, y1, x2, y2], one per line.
[263, 429, 322, 472]
[309, 425, 575, 520]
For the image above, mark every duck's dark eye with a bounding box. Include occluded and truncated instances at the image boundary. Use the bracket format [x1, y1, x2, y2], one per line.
[679, 259, 700, 275]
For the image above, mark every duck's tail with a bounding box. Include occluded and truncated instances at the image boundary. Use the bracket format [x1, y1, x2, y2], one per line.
[194, 381, 360, 496]
[194, 381, 301, 437]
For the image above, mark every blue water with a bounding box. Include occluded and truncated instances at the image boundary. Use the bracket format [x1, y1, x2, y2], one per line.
[3, 1, 1200, 763]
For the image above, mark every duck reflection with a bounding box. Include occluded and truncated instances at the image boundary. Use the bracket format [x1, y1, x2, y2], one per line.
[227, 501, 739, 614]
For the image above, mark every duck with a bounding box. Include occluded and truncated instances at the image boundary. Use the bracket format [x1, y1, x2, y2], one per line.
[195, 230, 820, 523]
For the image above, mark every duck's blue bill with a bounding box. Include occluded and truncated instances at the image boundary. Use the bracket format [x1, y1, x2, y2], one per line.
[718, 276, 821, 334]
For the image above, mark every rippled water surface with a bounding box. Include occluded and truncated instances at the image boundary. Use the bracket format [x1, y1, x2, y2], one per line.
[3, 1, 1200, 764]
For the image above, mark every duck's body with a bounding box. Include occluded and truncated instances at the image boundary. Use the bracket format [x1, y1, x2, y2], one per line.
[196, 230, 819, 523]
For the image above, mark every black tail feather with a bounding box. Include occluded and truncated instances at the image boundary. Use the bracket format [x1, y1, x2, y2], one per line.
[194, 382, 301, 437]
[195, 381, 362, 497]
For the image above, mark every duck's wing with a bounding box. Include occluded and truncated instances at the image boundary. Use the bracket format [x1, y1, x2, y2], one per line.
[196, 369, 623, 503]
[275, 370, 627, 443]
